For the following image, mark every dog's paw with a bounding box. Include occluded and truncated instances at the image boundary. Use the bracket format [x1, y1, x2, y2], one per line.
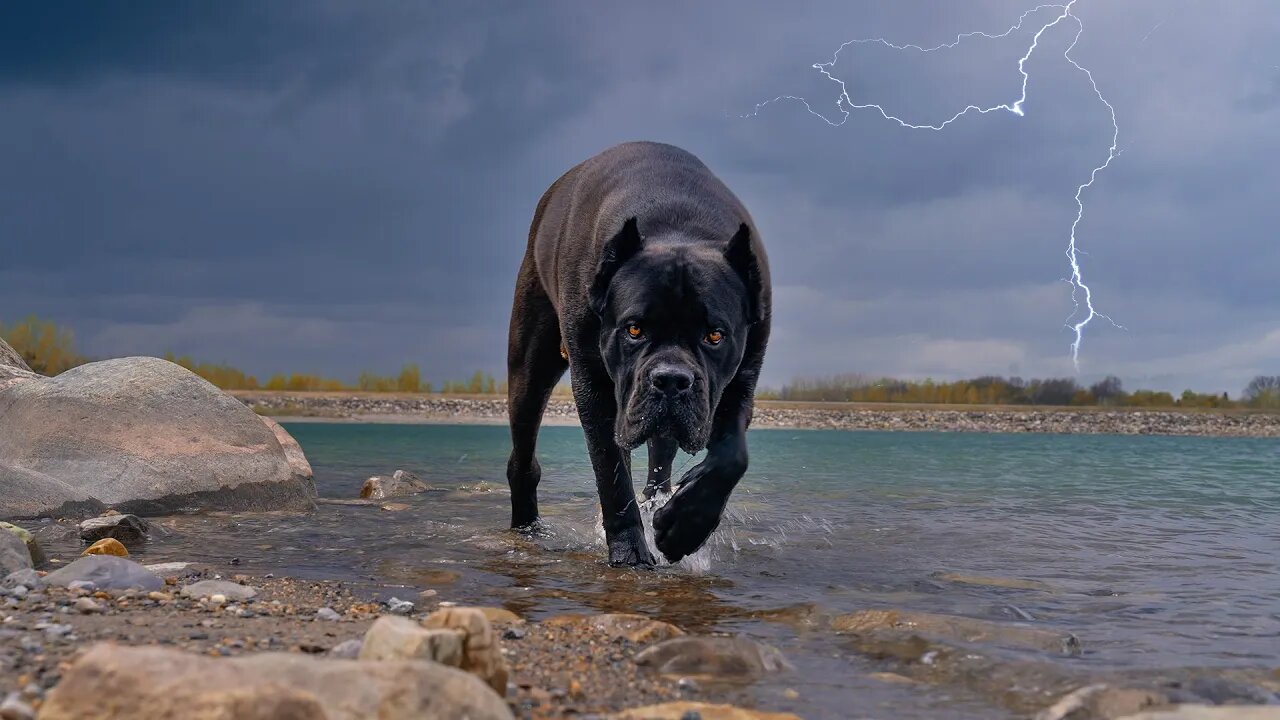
[607, 525, 657, 568]
[653, 480, 727, 563]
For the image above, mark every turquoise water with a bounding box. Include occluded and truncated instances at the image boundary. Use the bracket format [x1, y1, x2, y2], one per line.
[73, 424, 1280, 717]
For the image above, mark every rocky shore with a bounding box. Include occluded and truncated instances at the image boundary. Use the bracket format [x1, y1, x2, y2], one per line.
[233, 392, 1280, 438]
[4, 543, 1278, 719]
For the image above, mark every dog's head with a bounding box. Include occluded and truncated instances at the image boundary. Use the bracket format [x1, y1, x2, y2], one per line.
[589, 217, 763, 453]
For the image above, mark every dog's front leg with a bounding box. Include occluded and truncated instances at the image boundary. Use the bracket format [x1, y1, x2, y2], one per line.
[573, 364, 656, 568]
[652, 399, 750, 563]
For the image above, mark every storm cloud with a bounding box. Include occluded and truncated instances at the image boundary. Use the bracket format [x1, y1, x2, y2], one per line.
[2, 1, 1277, 393]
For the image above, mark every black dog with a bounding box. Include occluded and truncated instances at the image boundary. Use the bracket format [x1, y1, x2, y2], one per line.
[505, 141, 771, 566]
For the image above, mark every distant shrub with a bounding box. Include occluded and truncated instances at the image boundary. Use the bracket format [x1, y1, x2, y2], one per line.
[0, 315, 88, 375]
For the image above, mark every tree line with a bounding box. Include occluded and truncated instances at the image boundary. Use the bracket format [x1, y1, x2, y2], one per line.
[2, 316, 1277, 408]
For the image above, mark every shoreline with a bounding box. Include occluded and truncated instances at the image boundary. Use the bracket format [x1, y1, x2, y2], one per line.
[232, 391, 1280, 438]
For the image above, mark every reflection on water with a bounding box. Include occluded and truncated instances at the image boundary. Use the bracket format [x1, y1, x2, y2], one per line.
[30, 424, 1280, 719]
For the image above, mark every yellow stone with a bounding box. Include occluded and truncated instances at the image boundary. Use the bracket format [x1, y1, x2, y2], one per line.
[83, 538, 129, 557]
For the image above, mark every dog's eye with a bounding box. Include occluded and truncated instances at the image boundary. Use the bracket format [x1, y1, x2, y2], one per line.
[705, 329, 724, 345]
[626, 324, 643, 339]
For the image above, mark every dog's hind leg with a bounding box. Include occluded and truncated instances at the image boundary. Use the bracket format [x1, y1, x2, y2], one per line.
[643, 436, 678, 499]
[505, 254, 567, 529]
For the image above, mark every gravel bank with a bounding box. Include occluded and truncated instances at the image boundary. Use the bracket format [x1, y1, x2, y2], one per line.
[232, 392, 1280, 438]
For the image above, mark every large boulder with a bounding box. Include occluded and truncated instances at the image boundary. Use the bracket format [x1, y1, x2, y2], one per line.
[39, 643, 514, 720]
[0, 336, 31, 372]
[0, 356, 315, 518]
[0, 527, 31, 576]
[42, 555, 165, 591]
[0, 337, 39, 392]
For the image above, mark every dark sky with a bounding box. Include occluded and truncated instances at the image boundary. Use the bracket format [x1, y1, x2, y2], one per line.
[2, 1, 1277, 393]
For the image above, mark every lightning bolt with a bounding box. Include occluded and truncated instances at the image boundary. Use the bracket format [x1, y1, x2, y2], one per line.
[747, 0, 1122, 369]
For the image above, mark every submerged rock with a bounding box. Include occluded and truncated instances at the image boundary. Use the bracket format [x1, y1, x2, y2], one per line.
[0, 357, 316, 519]
[546, 613, 685, 644]
[360, 469, 429, 499]
[422, 606, 509, 694]
[935, 572, 1054, 592]
[78, 514, 149, 544]
[42, 555, 164, 591]
[359, 616, 464, 666]
[38, 643, 514, 720]
[613, 702, 801, 719]
[634, 636, 790, 681]
[832, 608, 1081, 655]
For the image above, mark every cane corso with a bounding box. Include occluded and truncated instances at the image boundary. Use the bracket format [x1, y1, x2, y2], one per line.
[505, 141, 771, 566]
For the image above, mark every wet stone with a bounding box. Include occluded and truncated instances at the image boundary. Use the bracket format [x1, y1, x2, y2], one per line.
[42, 556, 164, 592]
[634, 636, 790, 681]
[78, 514, 149, 544]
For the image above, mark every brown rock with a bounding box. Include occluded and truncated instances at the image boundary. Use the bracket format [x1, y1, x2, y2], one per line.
[422, 606, 510, 695]
[360, 469, 429, 499]
[832, 608, 1081, 655]
[546, 613, 685, 644]
[83, 538, 129, 557]
[359, 616, 464, 666]
[612, 701, 801, 719]
[39, 643, 514, 720]
[478, 607, 524, 624]
[634, 636, 790, 681]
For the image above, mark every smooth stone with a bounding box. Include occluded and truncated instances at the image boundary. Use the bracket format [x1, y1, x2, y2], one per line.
[2, 569, 40, 589]
[1118, 708, 1280, 719]
[73, 597, 103, 614]
[42, 556, 164, 591]
[38, 643, 514, 720]
[0, 522, 46, 567]
[634, 636, 791, 680]
[0, 357, 316, 518]
[83, 538, 129, 557]
[831, 608, 1081, 655]
[546, 613, 685, 644]
[422, 606, 510, 695]
[612, 702, 801, 719]
[360, 470, 429, 500]
[359, 616, 464, 666]
[316, 607, 341, 621]
[180, 579, 258, 601]
[78, 514, 149, 544]
[0, 691, 36, 720]
[385, 597, 414, 615]
[329, 639, 363, 659]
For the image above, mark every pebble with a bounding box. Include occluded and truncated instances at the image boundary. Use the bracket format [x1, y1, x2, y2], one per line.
[209, 594, 227, 605]
[82, 538, 129, 557]
[315, 607, 341, 621]
[74, 597, 103, 614]
[329, 639, 363, 659]
[67, 580, 96, 593]
[384, 597, 414, 615]
[7, 586, 27, 600]
[0, 692, 35, 720]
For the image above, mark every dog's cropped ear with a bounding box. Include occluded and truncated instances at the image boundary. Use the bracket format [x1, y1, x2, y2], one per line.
[589, 217, 644, 316]
[724, 223, 763, 324]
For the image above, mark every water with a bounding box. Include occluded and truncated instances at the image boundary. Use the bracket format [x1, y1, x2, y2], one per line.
[40, 424, 1280, 717]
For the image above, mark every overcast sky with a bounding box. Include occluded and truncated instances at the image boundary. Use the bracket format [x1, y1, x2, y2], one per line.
[2, 1, 1277, 394]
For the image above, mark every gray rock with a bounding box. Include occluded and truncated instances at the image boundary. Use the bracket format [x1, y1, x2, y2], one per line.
[66, 580, 97, 592]
[39, 643, 514, 720]
[3, 569, 40, 589]
[0, 522, 46, 568]
[0, 357, 316, 519]
[0, 530, 30, 576]
[1118, 707, 1280, 719]
[73, 597, 103, 614]
[634, 636, 791, 680]
[316, 607, 341, 621]
[360, 469, 429, 499]
[78, 514, 149, 544]
[329, 638, 363, 659]
[42, 555, 164, 591]
[180, 579, 258, 601]
[385, 597, 415, 615]
[0, 337, 30, 372]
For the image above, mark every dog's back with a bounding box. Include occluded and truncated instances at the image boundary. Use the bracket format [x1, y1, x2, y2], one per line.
[530, 141, 755, 313]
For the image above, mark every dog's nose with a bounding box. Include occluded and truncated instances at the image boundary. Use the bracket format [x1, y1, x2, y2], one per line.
[650, 365, 693, 396]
